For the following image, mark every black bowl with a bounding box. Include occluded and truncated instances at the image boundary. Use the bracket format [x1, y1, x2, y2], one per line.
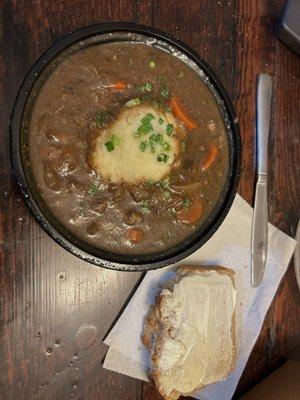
[10, 22, 241, 271]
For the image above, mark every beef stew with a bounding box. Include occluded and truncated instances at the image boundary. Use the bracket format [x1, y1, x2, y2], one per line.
[27, 42, 230, 255]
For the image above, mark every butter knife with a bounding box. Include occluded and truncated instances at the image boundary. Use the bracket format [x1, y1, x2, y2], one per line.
[251, 74, 272, 287]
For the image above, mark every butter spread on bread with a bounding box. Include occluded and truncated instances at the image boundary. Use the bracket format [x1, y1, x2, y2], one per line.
[142, 266, 236, 400]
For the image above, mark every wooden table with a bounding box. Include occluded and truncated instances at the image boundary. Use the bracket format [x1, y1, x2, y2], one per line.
[0, 1, 299, 399]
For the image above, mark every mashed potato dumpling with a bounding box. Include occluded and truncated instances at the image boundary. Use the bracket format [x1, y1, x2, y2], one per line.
[90, 104, 180, 183]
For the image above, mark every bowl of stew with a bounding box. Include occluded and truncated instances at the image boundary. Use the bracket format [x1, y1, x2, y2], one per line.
[10, 22, 241, 271]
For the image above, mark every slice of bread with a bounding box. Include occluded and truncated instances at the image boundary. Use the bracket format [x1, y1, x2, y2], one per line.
[142, 266, 236, 400]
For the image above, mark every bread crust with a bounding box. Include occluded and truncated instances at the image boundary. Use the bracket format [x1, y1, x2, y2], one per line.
[142, 265, 236, 400]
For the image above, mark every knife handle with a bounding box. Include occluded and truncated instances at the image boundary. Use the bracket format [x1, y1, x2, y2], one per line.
[257, 74, 272, 176]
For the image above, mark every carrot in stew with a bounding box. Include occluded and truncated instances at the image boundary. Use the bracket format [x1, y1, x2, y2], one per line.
[201, 143, 218, 171]
[170, 96, 197, 130]
[176, 198, 203, 224]
[109, 81, 127, 90]
[126, 228, 144, 243]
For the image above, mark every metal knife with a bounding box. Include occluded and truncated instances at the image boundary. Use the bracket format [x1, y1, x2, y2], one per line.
[251, 74, 272, 287]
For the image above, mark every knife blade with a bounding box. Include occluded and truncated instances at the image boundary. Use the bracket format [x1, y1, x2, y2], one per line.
[251, 74, 272, 287]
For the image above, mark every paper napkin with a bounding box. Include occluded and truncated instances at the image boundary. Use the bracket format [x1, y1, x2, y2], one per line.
[103, 194, 297, 400]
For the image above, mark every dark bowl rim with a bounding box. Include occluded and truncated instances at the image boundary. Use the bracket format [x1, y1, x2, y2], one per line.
[10, 21, 242, 271]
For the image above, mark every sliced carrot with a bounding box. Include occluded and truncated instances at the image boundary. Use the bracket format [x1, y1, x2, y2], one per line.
[109, 81, 127, 91]
[170, 96, 197, 130]
[176, 198, 203, 225]
[201, 143, 218, 171]
[126, 228, 144, 243]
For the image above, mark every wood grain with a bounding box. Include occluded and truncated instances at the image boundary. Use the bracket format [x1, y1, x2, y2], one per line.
[0, 1, 299, 399]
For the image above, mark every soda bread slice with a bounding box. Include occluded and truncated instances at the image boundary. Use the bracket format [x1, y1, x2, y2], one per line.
[142, 266, 236, 400]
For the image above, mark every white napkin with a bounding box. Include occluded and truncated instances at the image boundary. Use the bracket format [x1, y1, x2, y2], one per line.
[103, 194, 297, 400]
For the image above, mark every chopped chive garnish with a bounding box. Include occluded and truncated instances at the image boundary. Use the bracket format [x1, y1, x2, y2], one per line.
[138, 122, 153, 134]
[111, 134, 121, 146]
[162, 142, 171, 151]
[158, 134, 164, 145]
[166, 123, 173, 136]
[158, 117, 164, 125]
[141, 113, 155, 124]
[150, 144, 155, 153]
[133, 132, 141, 138]
[88, 183, 101, 195]
[182, 198, 191, 208]
[178, 70, 185, 78]
[149, 133, 164, 146]
[160, 176, 170, 189]
[140, 199, 150, 214]
[159, 85, 170, 98]
[124, 98, 141, 107]
[140, 93, 152, 102]
[139, 141, 148, 152]
[146, 179, 154, 186]
[149, 134, 158, 144]
[105, 141, 114, 152]
[157, 153, 169, 163]
[144, 82, 153, 92]
[149, 61, 156, 68]
[163, 191, 171, 200]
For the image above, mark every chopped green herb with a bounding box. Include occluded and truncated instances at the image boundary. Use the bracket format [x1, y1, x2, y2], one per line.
[150, 144, 156, 153]
[133, 132, 141, 138]
[142, 113, 155, 124]
[111, 134, 121, 146]
[157, 153, 169, 163]
[149, 60, 156, 68]
[166, 123, 173, 136]
[88, 183, 101, 195]
[124, 98, 141, 107]
[139, 141, 148, 152]
[94, 111, 111, 127]
[160, 176, 170, 189]
[138, 122, 153, 134]
[163, 191, 171, 200]
[154, 99, 170, 111]
[105, 141, 114, 152]
[162, 142, 171, 151]
[146, 179, 154, 187]
[158, 117, 164, 125]
[140, 93, 152, 102]
[136, 82, 153, 93]
[182, 198, 191, 208]
[140, 199, 150, 214]
[178, 70, 186, 79]
[159, 85, 170, 98]
[157, 134, 164, 145]
[149, 133, 164, 146]
[138, 114, 154, 134]
[145, 82, 153, 92]
[149, 134, 158, 144]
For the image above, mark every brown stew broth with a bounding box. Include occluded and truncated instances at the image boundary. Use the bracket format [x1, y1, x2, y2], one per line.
[28, 43, 229, 255]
